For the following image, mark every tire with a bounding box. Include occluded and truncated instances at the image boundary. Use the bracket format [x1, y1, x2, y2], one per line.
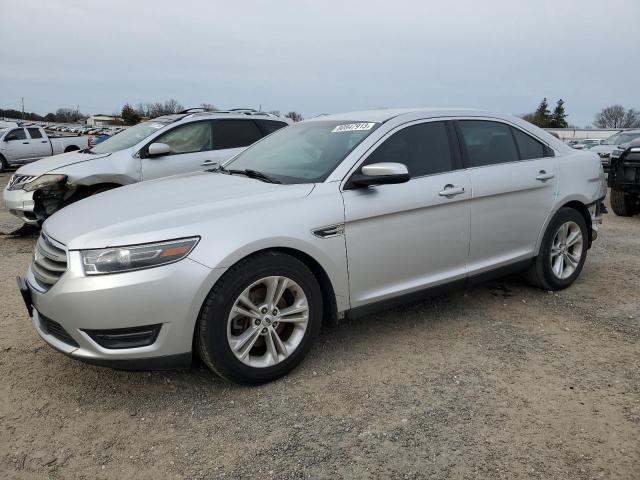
[523, 207, 589, 291]
[610, 189, 637, 217]
[64, 146, 79, 153]
[0, 155, 8, 172]
[196, 251, 323, 384]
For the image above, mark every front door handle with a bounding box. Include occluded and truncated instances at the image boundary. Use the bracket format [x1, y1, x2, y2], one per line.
[41, 140, 48, 143]
[438, 184, 465, 198]
[536, 170, 555, 181]
[201, 160, 218, 167]
[22, 142, 29, 144]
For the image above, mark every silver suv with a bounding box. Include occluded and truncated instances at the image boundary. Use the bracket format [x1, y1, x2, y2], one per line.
[3, 110, 290, 225]
[18, 108, 606, 384]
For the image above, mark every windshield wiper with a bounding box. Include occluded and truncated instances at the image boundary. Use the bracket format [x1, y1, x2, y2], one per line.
[225, 168, 281, 184]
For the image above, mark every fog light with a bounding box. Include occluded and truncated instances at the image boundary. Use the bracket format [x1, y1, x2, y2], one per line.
[83, 324, 161, 349]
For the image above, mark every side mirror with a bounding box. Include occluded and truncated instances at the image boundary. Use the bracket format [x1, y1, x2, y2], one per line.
[347, 162, 410, 189]
[147, 142, 171, 157]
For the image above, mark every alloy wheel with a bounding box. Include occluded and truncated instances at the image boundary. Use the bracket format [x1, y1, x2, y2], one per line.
[227, 276, 309, 368]
[550, 221, 583, 280]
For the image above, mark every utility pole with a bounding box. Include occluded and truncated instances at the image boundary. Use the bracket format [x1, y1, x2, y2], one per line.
[21, 97, 24, 120]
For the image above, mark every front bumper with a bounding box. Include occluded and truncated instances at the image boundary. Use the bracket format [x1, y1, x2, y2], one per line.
[26, 251, 223, 370]
[3, 187, 37, 224]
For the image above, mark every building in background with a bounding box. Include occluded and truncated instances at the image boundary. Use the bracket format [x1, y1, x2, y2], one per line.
[86, 114, 122, 127]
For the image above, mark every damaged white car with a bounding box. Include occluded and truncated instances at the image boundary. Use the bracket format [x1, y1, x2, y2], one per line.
[3, 110, 290, 225]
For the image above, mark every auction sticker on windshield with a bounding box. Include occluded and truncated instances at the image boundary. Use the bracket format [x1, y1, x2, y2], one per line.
[331, 123, 376, 133]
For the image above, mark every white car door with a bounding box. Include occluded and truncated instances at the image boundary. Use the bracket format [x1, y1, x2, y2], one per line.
[27, 128, 51, 158]
[455, 119, 558, 274]
[141, 120, 216, 180]
[342, 120, 471, 308]
[2, 128, 33, 161]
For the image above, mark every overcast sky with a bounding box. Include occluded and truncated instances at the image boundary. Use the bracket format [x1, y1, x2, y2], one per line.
[1, 0, 638, 126]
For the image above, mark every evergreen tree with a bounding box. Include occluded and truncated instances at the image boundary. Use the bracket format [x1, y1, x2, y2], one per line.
[549, 99, 568, 128]
[533, 98, 551, 127]
[121, 103, 140, 125]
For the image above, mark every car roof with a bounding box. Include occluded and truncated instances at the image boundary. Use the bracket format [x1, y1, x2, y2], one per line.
[154, 111, 292, 125]
[305, 107, 520, 123]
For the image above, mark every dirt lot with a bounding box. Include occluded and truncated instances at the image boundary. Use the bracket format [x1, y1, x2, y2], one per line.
[0, 169, 638, 480]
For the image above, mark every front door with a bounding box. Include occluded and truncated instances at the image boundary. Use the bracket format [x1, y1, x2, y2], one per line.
[342, 120, 471, 308]
[27, 128, 51, 158]
[3, 128, 32, 161]
[141, 120, 216, 180]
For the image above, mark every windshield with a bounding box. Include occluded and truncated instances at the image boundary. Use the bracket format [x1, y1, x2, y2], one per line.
[224, 120, 379, 183]
[602, 132, 640, 146]
[90, 121, 170, 154]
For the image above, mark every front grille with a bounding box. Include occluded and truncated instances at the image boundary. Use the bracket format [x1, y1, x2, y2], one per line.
[31, 233, 67, 291]
[42, 315, 79, 347]
[7, 174, 36, 191]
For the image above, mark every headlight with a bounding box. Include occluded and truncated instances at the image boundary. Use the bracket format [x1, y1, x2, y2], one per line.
[23, 174, 67, 192]
[81, 237, 199, 275]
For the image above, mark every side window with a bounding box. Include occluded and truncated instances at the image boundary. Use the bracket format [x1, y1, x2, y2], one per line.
[7, 128, 27, 141]
[458, 120, 519, 167]
[511, 127, 545, 160]
[255, 120, 288, 136]
[362, 121, 453, 178]
[154, 121, 212, 155]
[212, 120, 263, 150]
[27, 128, 43, 139]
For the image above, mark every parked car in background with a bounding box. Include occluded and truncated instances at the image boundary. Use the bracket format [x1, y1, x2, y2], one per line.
[608, 138, 640, 216]
[571, 138, 602, 150]
[590, 130, 640, 170]
[17, 108, 606, 384]
[0, 124, 90, 172]
[3, 110, 290, 225]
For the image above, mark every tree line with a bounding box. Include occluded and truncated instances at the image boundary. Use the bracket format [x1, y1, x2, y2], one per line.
[522, 98, 640, 129]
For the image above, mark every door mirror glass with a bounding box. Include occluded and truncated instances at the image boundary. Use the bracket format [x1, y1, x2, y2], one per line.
[147, 142, 171, 157]
[348, 162, 410, 188]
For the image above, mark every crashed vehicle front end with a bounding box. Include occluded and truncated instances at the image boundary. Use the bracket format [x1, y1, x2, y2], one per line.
[4, 174, 72, 224]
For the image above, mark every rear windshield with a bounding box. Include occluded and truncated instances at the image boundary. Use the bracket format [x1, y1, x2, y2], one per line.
[90, 121, 170, 154]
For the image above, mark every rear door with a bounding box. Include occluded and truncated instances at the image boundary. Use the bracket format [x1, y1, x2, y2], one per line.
[206, 119, 265, 168]
[455, 119, 558, 274]
[27, 128, 51, 158]
[342, 120, 471, 308]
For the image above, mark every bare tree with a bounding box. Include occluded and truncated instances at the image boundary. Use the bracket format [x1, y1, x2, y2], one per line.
[200, 103, 218, 111]
[285, 111, 304, 122]
[594, 105, 640, 128]
[163, 99, 184, 114]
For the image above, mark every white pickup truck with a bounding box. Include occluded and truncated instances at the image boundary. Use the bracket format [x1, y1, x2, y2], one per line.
[0, 123, 90, 171]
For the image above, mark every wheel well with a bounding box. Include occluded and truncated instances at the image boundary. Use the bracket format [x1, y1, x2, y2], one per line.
[236, 247, 338, 326]
[561, 201, 592, 246]
[64, 145, 80, 152]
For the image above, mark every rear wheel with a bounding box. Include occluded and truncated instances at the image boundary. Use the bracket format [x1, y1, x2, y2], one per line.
[196, 251, 322, 384]
[610, 189, 638, 217]
[524, 207, 588, 291]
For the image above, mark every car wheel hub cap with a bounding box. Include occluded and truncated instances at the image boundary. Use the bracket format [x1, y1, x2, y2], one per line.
[550, 221, 583, 280]
[227, 276, 309, 368]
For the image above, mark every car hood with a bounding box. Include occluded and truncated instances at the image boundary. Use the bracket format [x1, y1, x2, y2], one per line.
[44, 171, 315, 249]
[16, 150, 112, 175]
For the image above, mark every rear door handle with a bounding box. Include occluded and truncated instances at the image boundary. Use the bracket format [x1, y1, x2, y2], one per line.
[536, 170, 555, 181]
[41, 140, 48, 143]
[22, 142, 29, 144]
[438, 184, 465, 198]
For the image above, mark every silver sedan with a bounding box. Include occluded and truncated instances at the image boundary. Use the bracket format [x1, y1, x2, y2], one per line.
[19, 108, 607, 384]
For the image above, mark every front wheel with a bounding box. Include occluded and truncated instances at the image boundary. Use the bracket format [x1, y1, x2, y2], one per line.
[196, 252, 322, 384]
[524, 207, 588, 291]
[0, 155, 8, 172]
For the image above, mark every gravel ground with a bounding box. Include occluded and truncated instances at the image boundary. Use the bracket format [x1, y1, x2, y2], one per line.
[0, 169, 638, 479]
